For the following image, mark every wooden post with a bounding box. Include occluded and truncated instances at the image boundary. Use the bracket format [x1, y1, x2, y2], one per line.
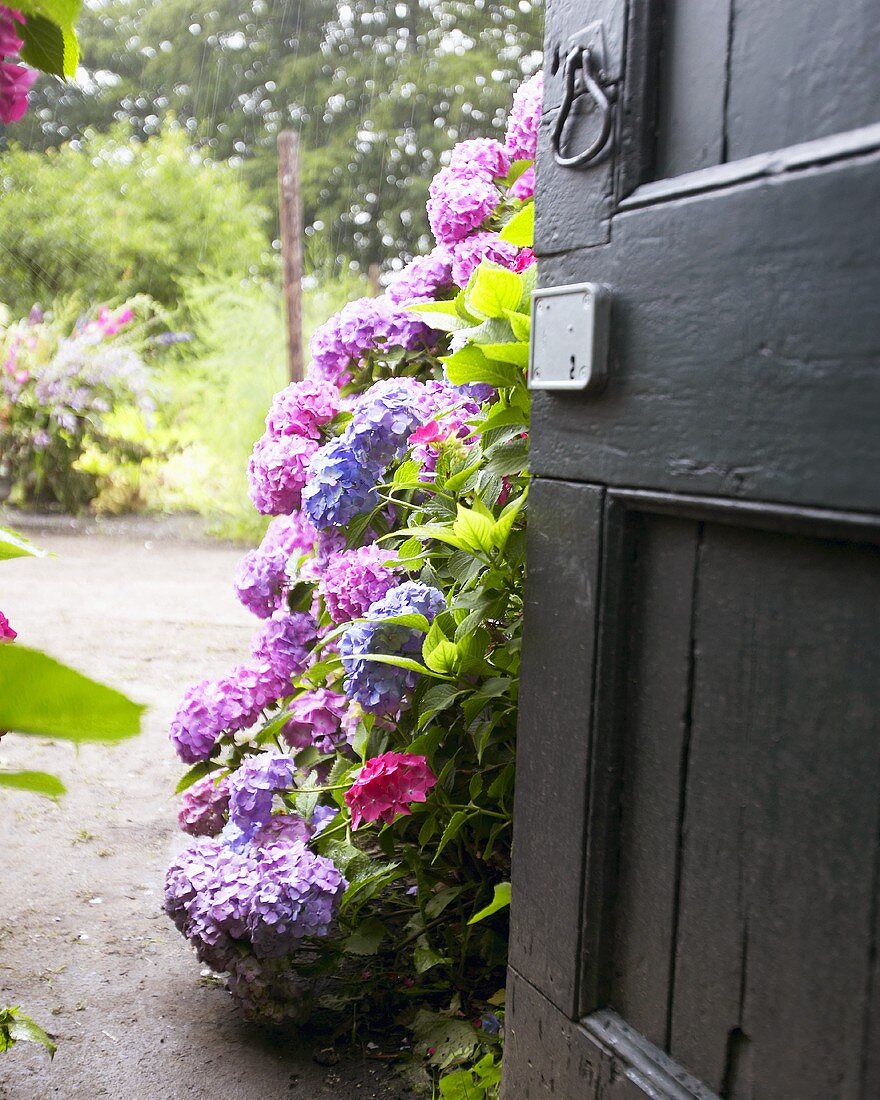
[368, 262, 381, 297]
[278, 130, 304, 383]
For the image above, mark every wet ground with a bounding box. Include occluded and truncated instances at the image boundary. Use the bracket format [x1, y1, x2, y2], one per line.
[0, 514, 411, 1099]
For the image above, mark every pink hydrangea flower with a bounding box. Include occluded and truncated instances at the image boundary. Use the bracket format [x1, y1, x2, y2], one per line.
[505, 71, 543, 162]
[264, 379, 341, 441]
[427, 166, 501, 245]
[513, 247, 537, 273]
[282, 689, 348, 753]
[0, 611, 16, 641]
[178, 773, 231, 837]
[317, 544, 401, 624]
[448, 138, 510, 180]
[247, 433, 318, 515]
[510, 165, 535, 201]
[0, 6, 25, 55]
[345, 752, 437, 829]
[450, 232, 519, 288]
[0, 58, 35, 123]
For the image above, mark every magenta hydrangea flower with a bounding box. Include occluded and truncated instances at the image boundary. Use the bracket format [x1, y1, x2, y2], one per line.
[510, 165, 535, 201]
[387, 246, 454, 305]
[0, 6, 25, 55]
[318, 544, 401, 624]
[234, 545, 289, 618]
[408, 395, 480, 473]
[505, 71, 543, 162]
[264, 379, 341, 440]
[0, 8, 35, 125]
[282, 688, 348, 753]
[178, 773, 231, 837]
[427, 166, 501, 245]
[250, 611, 316, 693]
[227, 751, 297, 830]
[514, 247, 537, 273]
[248, 433, 318, 515]
[345, 751, 437, 829]
[450, 233, 520, 288]
[448, 137, 511, 180]
[0, 610, 16, 641]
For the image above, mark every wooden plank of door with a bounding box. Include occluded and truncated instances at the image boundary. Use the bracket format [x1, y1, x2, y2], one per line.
[508, 480, 604, 1016]
[668, 522, 880, 1098]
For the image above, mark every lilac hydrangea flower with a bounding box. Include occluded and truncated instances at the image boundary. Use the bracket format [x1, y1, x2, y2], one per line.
[246, 840, 347, 958]
[302, 433, 384, 529]
[250, 611, 316, 693]
[510, 165, 535, 201]
[261, 511, 320, 559]
[227, 751, 297, 831]
[264, 379, 341, 440]
[234, 545, 289, 618]
[169, 672, 269, 764]
[248, 433, 318, 515]
[448, 137, 511, 180]
[282, 688, 349, 753]
[339, 582, 446, 713]
[427, 166, 501, 245]
[505, 71, 543, 162]
[178, 773, 231, 837]
[250, 813, 313, 850]
[318, 544, 401, 624]
[387, 246, 454, 305]
[311, 804, 339, 835]
[308, 315, 353, 386]
[450, 232, 520, 288]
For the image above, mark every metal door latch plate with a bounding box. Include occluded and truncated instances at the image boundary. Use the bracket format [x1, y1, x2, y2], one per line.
[528, 282, 611, 392]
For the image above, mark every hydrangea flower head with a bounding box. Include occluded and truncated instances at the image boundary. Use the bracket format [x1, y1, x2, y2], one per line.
[387, 246, 454, 305]
[0, 7, 25, 56]
[249, 813, 313, 850]
[0, 611, 16, 641]
[282, 688, 348, 753]
[178, 773, 231, 837]
[250, 611, 316, 691]
[227, 751, 297, 830]
[450, 234, 520, 288]
[234, 545, 289, 619]
[427, 166, 501, 245]
[318, 544, 401, 624]
[339, 582, 446, 713]
[264, 378, 340, 440]
[248, 433, 318, 515]
[308, 314, 352, 386]
[345, 751, 437, 829]
[302, 433, 384, 529]
[505, 71, 543, 162]
[510, 165, 535, 201]
[448, 138, 511, 180]
[514, 247, 537, 273]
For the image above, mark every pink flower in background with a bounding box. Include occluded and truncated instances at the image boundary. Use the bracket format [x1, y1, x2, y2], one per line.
[345, 752, 437, 829]
[0, 611, 16, 641]
[0, 6, 25, 55]
[0, 7, 35, 125]
[505, 71, 543, 162]
[513, 247, 537, 273]
[95, 306, 135, 337]
[510, 165, 535, 201]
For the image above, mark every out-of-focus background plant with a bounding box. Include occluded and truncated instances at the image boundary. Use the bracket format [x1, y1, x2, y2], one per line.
[1, 0, 543, 537]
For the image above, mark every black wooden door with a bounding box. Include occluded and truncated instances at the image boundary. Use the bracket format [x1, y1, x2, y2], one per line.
[504, 2, 880, 1098]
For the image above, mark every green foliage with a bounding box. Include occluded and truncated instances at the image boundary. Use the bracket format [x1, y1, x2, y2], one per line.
[0, 127, 270, 316]
[0, 645, 144, 740]
[15, 0, 82, 77]
[13, 0, 543, 268]
[0, 525, 46, 560]
[0, 1006, 56, 1058]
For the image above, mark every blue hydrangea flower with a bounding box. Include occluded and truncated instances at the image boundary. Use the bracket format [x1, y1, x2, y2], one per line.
[227, 752, 297, 831]
[302, 433, 384, 528]
[339, 581, 446, 713]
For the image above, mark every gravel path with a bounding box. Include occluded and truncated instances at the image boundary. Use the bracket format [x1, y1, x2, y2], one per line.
[0, 516, 410, 1100]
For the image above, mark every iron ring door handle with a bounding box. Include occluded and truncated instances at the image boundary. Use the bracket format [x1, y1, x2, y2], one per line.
[551, 45, 613, 168]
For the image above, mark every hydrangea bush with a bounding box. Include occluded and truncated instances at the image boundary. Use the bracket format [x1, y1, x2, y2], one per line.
[0, 303, 156, 510]
[166, 72, 542, 1085]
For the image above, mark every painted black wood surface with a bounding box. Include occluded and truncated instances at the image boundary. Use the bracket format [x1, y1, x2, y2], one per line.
[505, 2, 880, 1098]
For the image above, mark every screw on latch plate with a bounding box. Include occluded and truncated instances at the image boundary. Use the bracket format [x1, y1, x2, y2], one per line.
[551, 21, 616, 169]
[528, 283, 611, 393]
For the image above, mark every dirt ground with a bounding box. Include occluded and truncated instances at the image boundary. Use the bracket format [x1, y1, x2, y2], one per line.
[0, 514, 413, 1100]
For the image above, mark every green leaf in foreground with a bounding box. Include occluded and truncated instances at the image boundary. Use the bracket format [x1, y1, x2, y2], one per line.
[468, 881, 511, 924]
[0, 1006, 57, 1057]
[0, 646, 144, 741]
[0, 770, 66, 798]
[499, 201, 535, 247]
[0, 526, 46, 561]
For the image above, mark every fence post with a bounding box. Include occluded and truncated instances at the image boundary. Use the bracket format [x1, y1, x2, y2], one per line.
[278, 130, 304, 383]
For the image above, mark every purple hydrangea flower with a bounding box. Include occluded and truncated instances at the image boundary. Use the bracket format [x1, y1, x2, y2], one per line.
[282, 688, 349, 753]
[309, 315, 353, 386]
[339, 582, 446, 713]
[387, 246, 454, 305]
[234, 545, 289, 619]
[227, 752, 297, 831]
[264, 378, 341, 440]
[427, 166, 501, 245]
[450, 232, 520, 288]
[309, 296, 435, 384]
[448, 137, 511, 180]
[302, 433, 384, 529]
[311, 804, 339, 835]
[318, 544, 401, 624]
[250, 611, 316, 693]
[226, 954, 313, 1024]
[250, 813, 313, 850]
[505, 71, 543, 162]
[510, 165, 535, 201]
[246, 840, 347, 958]
[248, 433, 318, 515]
[261, 511, 320, 559]
[178, 773, 231, 837]
[169, 673, 267, 764]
